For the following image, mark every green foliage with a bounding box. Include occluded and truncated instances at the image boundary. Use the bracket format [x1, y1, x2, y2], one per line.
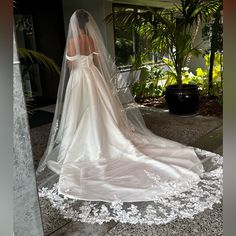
[132, 53, 223, 106]
[204, 53, 223, 79]
[115, 38, 133, 66]
[18, 48, 61, 116]
[107, 0, 220, 86]
[143, 0, 220, 86]
[18, 48, 60, 75]
[182, 53, 223, 105]
[202, 3, 223, 53]
[132, 64, 166, 98]
[106, 8, 151, 67]
[201, 1, 222, 96]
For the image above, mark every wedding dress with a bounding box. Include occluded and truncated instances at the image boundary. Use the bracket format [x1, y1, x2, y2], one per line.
[37, 9, 222, 224]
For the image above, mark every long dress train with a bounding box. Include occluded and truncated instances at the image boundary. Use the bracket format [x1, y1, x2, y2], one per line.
[39, 53, 222, 207]
[37, 9, 222, 225]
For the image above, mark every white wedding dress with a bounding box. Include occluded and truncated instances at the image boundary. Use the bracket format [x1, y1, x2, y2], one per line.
[46, 52, 204, 202]
[37, 9, 222, 225]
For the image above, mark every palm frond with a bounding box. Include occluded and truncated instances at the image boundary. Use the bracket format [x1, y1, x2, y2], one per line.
[18, 48, 60, 75]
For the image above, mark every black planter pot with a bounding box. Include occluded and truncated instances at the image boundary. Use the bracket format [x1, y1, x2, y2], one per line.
[165, 84, 199, 115]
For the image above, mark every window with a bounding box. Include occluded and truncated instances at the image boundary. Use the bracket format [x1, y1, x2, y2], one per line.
[112, 4, 162, 67]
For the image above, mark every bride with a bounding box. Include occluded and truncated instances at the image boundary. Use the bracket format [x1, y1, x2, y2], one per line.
[37, 9, 222, 224]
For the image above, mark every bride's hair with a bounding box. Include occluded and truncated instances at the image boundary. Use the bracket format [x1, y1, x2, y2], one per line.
[76, 9, 89, 31]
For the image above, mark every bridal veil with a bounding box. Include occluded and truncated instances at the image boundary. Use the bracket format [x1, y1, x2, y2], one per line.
[36, 9, 222, 225]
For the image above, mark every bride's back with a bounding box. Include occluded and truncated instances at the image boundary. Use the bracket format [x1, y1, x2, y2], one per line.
[67, 33, 94, 57]
[67, 9, 95, 57]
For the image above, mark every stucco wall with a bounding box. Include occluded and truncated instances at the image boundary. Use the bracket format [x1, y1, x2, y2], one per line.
[188, 22, 210, 72]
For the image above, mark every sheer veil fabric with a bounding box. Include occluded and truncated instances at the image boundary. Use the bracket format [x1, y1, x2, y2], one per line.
[37, 9, 222, 224]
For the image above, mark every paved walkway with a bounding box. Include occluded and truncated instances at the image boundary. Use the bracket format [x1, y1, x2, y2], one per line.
[140, 106, 222, 155]
[30, 105, 222, 236]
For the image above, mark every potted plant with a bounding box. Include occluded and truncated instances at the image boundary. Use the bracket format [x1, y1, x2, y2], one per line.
[142, 0, 221, 114]
[106, 1, 220, 114]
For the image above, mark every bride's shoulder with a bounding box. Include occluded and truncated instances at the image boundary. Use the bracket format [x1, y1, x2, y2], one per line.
[67, 38, 76, 56]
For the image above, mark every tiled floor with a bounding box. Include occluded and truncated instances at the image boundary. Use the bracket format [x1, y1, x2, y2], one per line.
[31, 105, 223, 235]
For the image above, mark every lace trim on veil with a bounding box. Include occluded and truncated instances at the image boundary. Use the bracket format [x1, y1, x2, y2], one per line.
[38, 149, 222, 225]
[36, 10, 223, 225]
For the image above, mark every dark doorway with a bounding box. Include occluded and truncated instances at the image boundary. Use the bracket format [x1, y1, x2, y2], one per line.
[14, 0, 66, 107]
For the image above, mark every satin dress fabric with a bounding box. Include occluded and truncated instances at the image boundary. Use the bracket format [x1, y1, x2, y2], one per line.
[47, 53, 204, 202]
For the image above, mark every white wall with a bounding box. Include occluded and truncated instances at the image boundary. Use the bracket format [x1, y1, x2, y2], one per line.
[188, 22, 210, 72]
[62, 0, 115, 57]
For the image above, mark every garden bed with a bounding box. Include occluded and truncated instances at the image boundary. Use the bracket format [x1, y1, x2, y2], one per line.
[135, 96, 222, 118]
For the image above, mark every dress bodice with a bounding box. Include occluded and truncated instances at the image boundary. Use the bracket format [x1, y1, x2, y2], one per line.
[66, 53, 97, 68]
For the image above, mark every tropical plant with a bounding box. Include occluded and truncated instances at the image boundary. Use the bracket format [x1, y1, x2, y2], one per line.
[18, 48, 60, 75]
[106, 0, 220, 87]
[178, 53, 223, 105]
[115, 38, 133, 65]
[18, 48, 60, 115]
[195, 53, 223, 105]
[142, 0, 221, 87]
[202, 0, 223, 97]
[135, 52, 223, 104]
[132, 64, 166, 98]
[106, 7, 157, 68]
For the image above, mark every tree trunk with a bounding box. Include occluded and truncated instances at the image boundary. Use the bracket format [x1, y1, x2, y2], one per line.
[133, 8, 141, 67]
[175, 47, 182, 87]
[208, 7, 222, 98]
[220, 53, 223, 89]
[176, 66, 183, 88]
[208, 50, 215, 98]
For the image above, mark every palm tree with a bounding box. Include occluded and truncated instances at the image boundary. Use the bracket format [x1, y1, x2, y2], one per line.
[144, 0, 220, 87]
[202, 1, 223, 97]
[107, 0, 221, 88]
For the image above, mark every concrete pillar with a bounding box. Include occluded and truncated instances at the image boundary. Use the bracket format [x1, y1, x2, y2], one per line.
[13, 31, 44, 236]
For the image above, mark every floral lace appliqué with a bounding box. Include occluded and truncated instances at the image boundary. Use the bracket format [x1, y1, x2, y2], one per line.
[38, 150, 223, 225]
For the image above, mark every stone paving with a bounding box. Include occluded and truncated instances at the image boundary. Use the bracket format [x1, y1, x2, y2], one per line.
[30, 105, 223, 236]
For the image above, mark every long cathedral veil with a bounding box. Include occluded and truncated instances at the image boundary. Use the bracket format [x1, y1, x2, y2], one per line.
[36, 9, 223, 225]
[37, 9, 146, 174]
